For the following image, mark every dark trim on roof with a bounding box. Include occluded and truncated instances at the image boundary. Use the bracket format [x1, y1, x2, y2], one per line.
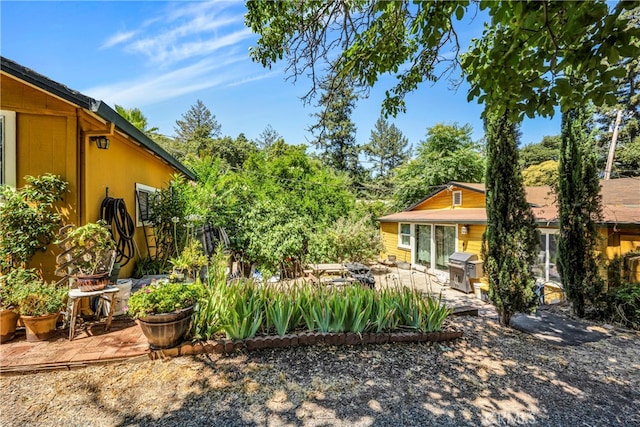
[405, 181, 486, 211]
[1, 56, 195, 180]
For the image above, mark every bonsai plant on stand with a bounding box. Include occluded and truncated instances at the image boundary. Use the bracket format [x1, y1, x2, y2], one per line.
[57, 221, 116, 291]
[14, 277, 67, 341]
[127, 280, 204, 349]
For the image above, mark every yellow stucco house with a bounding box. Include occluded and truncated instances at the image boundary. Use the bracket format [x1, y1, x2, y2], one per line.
[1, 56, 195, 279]
[379, 179, 640, 286]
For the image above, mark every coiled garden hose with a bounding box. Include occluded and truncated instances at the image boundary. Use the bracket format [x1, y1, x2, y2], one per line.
[100, 196, 135, 267]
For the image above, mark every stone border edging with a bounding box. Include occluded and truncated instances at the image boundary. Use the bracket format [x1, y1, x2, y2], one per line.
[148, 330, 463, 360]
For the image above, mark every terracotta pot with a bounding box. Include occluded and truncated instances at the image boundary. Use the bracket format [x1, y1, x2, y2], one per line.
[137, 306, 194, 349]
[75, 272, 109, 292]
[0, 308, 20, 343]
[21, 312, 59, 342]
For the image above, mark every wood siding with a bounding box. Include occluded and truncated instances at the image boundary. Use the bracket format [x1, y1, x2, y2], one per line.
[80, 111, 177, 278]
[413, 186, 485, 210]
[380, 222, 411, 262]
[458, 224, 485, 257]
[1, 72, 183, 280]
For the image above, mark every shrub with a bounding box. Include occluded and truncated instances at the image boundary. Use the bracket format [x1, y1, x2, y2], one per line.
[0, 174, 68, 273]
[603, 284, 640, 330]
[14, 279, 68, 316]
[127, 281, 204, 319]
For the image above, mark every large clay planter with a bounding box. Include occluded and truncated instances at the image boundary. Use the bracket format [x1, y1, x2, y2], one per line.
[0, 308, 20, 343]
[21, 312, 59, 342]
[137, 306, 194, 350]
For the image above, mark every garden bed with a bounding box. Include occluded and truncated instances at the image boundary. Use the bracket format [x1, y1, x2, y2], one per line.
[149, 329, 464, 359]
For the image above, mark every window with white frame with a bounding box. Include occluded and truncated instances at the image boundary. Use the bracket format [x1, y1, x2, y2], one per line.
[0, 110, 17, 187]
[135, 183, 157, 227]
[399, 223, 411, 248]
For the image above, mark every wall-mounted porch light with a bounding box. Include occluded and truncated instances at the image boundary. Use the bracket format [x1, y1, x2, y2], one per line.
[90, 136, 110, 149]
[461, 224, 469, 235]
[83, 122, 114, 150]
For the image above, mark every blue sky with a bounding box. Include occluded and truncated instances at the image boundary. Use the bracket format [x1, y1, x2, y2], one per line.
[1, 1, 560, 153]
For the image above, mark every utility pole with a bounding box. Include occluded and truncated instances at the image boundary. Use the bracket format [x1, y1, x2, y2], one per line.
[604, 109, 623, 180]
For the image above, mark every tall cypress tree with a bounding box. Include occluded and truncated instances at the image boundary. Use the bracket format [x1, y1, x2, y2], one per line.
[482, 111, 539, 326]
[557, 107, 604, 318]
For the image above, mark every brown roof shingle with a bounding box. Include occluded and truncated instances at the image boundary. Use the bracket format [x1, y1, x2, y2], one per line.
[380, 178, 640, 226]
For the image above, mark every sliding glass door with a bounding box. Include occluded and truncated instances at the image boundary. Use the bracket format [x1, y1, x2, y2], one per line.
[415, 225, 431, 268]
[435, 225, 456, 269]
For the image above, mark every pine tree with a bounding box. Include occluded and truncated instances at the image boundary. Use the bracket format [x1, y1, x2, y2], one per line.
[174, 100, 222, 157]
[482, 111, 539, 326]
[363, 115, 411, 179]
[557, 107, 604, 318]
[308, 77, 362, 180]
[256, 124, 283, 151]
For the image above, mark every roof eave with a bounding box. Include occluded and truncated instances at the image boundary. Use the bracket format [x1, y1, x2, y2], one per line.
[91, 102, 195, 180]
[1, 56, 195, 181]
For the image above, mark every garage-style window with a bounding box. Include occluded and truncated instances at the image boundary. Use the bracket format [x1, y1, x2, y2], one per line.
[135, 183, 157, 227]
[399, 223, 411, 248]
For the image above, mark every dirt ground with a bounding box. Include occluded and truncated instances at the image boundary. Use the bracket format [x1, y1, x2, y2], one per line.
[1, 310, 639, 427]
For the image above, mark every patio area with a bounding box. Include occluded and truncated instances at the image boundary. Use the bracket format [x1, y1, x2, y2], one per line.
[0, 316, 149, 373]
[0, 267, 491, 374]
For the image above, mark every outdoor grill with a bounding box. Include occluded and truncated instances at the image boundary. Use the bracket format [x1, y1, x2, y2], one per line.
[448, 252, 482, 293]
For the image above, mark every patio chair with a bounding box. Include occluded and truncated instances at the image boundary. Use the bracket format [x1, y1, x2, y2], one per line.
[426, 271, 449, 294]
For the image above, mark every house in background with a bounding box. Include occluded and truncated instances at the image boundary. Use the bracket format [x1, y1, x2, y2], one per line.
[379, 179, 640, 287]
[0, 56, 195, 280]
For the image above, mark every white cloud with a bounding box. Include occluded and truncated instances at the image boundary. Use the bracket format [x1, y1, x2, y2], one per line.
[226, 70, 283, 88]
[92, 1, 272, 108]
[84, 56, 247, 106]
[102, 1, 249, 66]
[101, 30, 138, 49]
[127, 26, 253, 65]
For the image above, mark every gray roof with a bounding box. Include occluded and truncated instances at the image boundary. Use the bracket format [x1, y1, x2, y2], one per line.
[1, 56, 195, 180]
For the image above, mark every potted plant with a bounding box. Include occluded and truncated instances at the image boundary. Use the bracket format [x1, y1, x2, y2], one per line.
[168, 239, 208, 282]
[0, 269, 38, 343]
[127, 280, 204, 349]
[57, 221, 116, 291]
[14, 278, 67, 341]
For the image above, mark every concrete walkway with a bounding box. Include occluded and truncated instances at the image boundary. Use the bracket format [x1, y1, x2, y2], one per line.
[511, 310, 612, 346]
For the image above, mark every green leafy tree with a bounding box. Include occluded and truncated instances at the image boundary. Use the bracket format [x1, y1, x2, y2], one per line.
[522, 160, 559, 187]
[247, 1, 639, 120]
[519, 136, 561, 170]
[208, 134, 257, 169]
[557, 107, 604, 318]
[363, 115, 411, 179]
[482, 112, 539, 326]
[245, 0, 639, 326]
[0, 174, 68, 273]
[308, 77, 362, 181]
[227, 143, 355, 274]
[392, 123, 484, 209]
[593, 7, 640, 177]
[174, 100, 222, 158]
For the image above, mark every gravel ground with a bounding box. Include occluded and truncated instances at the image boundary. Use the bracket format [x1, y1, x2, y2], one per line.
[1, 312, 639, 427]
